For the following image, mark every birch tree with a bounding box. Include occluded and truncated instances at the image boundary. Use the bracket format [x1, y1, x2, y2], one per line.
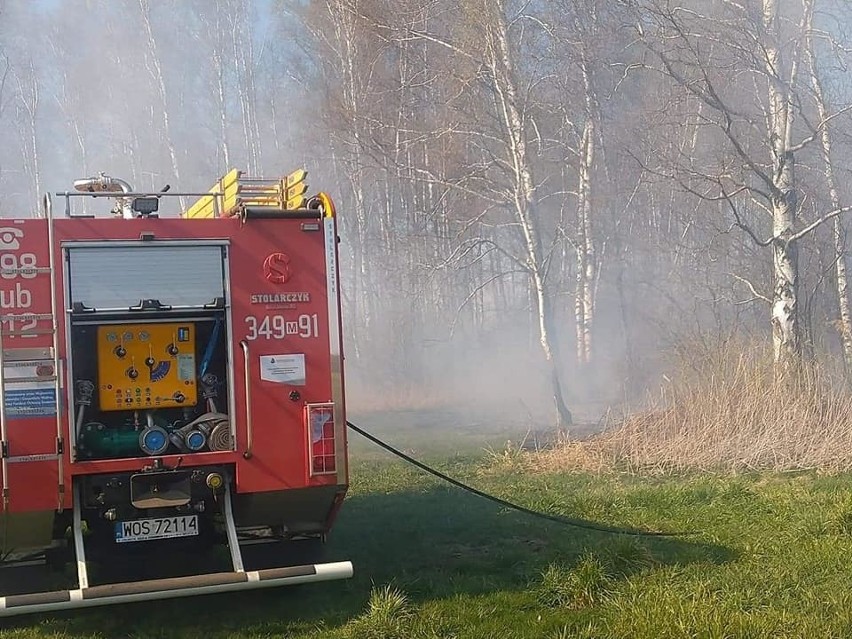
[0, 50, 10, 204]
[803, 0, 852, 376]
[13, 58, 40, 207]
[139, 0, 182, 202]
[633, 0, 852, 379]
[574, 50, 598, 368]
[225, 0, 262, 174]
[545, 0, 612, 369]
[482, 2, 573, 426]
[197, 4, 233, 172]
[370, 0, 578, 424]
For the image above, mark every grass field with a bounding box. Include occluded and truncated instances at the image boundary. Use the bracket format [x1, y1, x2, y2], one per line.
[5, 411, 852, 638]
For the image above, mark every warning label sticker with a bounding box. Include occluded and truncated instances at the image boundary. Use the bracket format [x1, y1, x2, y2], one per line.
[5, 388, 56, 417]
[259, 354, 306, 385]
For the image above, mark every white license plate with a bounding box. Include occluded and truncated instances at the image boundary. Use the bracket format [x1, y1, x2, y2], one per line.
[114, 515, 199, 543]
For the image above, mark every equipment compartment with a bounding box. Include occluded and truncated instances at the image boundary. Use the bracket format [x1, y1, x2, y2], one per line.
[69, 314, 233, 461]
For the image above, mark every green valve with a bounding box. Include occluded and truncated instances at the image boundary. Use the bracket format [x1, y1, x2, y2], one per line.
[77, 416, 174, 459]
[77, 422, 140, 459]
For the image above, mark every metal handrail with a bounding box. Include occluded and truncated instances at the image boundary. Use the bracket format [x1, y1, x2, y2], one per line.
[46, 190, 64, 511]
[0, 288, 7, 511]
[239, 340, 253, 460]
[56, 191, 226, 197]
[54, 191, 226, 219]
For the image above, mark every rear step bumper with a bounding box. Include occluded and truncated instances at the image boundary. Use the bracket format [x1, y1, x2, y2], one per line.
[0, 560, 353, 617]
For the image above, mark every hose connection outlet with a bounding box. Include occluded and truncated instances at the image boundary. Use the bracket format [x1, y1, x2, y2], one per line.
[206, 472, 224, 492]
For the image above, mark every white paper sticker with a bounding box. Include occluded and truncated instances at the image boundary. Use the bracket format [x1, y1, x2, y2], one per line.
[3, 359, 58, 418]
[177, 354, 195, 380]
[259, 354, 305, 385]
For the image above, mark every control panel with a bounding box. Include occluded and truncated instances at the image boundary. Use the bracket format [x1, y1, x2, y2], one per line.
[96, 322, 197, 411]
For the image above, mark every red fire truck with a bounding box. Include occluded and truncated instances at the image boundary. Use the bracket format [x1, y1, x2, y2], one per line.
[0, 169, 352, 616]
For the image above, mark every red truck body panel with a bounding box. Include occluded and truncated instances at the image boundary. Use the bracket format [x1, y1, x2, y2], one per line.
[0, 214, 347, 515]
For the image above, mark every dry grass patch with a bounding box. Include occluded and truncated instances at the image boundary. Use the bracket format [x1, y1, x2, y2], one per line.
[537, 344, 852, 475]
[522, 439, 617, 475]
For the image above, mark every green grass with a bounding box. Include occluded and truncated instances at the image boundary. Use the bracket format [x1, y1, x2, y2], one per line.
[6, 431, 852, 637]
[344, 406, 546, 460]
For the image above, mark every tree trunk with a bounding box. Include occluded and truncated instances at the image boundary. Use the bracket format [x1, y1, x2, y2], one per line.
[536, 272, 573, 428]
[15, 61, 40, 207]
[803, 0, 852, 376]
[489, 3, 572, 428]
[575, 64, 597, 368]
[771, 225, 799, 376]
[326, 0, 372, 350]
[231, 7, 259, 175]
[139, 0, 182, 207]
[763, 0, 802, 377]
[213, 8, 231, 171]
[831, 212, 852, 376]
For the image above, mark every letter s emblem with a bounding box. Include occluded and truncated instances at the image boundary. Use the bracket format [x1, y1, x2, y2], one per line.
[263, 252, 292, 284]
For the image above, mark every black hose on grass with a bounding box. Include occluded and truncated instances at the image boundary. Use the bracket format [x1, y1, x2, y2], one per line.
[346, 420, 695, 538]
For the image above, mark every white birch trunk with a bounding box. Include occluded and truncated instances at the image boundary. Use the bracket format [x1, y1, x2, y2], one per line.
[139, 0, 182, 207]
[213, 9, 231, 170]
[231, 11, 257, 175]
[55, 75, 87, 174]
[20, 69, 40, 207]
[244, 27, 262, 171]
[762, 0, 801, 376]
[575, 54, 598, 367]
[575, 117, 595, 366]
[490, 4, 572, 428]
[327, 0, 371, 339]
[803, 0, 852, 375]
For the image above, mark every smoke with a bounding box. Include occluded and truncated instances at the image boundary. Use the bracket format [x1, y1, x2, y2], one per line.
[3, 1, 852, 441]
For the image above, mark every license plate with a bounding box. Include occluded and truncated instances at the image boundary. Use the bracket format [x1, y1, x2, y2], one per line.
[114, 515, 199, 543]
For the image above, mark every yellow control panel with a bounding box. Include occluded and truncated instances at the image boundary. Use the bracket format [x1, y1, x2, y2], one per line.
[96, 322, 197, 412]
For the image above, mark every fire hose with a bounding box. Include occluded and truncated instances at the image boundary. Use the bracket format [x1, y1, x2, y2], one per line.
[345, 420, 695, 538]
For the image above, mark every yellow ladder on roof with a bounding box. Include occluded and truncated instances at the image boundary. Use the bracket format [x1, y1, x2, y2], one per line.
[181, 168, 314, 219]
[181, 168, 242, 219]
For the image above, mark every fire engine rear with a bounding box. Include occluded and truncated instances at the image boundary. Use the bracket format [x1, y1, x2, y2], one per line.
[0, 169, 352, 616]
